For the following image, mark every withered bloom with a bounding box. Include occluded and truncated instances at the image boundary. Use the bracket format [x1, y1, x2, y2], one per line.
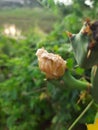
[36, 48, 67, 79]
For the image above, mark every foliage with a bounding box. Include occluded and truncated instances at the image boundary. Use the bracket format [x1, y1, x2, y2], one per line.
[0, 0, 98, 130]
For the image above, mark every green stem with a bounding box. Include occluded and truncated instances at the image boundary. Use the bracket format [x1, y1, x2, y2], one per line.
[21, 87, 47, 96]
[63, 70, 90, 90]
[68, 99, 94, 130]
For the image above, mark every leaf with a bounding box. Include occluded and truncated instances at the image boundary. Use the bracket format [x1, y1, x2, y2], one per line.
[75, 67, 84, 75]
[66, 58, 74, 69]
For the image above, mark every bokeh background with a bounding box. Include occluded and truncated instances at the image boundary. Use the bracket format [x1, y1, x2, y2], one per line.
[0, 0, 98, 130]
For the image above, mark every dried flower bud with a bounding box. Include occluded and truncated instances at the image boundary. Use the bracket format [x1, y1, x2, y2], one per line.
[36, 48, 67, 79]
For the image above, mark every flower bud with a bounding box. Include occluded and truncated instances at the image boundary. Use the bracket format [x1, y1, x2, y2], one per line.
[36, 48, 67, 79]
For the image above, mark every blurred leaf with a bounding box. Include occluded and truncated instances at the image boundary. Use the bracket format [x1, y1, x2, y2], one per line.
[75, 67, 84, 75]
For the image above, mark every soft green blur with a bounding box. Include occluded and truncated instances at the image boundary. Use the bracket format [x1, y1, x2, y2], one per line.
[0, 1, 98, 130]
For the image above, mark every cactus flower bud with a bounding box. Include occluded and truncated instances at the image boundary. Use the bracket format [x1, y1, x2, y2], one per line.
[36, 48, 67, 79]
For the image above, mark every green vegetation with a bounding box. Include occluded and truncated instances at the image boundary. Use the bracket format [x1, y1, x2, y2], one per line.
[0, 1, 98, 130]
[0, 7, 60, 34]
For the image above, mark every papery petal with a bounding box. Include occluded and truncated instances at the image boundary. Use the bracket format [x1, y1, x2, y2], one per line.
[36, 48, 67, 79]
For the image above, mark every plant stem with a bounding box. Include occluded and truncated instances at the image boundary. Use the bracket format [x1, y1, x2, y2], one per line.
[63, 70, 91, 90]
[68, 99, 94, 130]
[22, 87, 47, 96]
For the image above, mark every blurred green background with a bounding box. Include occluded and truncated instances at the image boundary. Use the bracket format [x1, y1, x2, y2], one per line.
[0, 0, 98, 130]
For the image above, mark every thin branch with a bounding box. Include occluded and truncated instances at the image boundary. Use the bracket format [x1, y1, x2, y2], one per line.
[22, 87, 47, 96]
[68, 99, 94, 130]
